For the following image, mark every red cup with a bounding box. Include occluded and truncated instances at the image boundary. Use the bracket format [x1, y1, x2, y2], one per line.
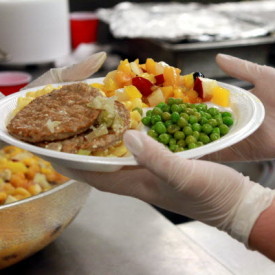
[70, 12, 99, 49]
[0, 71, 32, 96]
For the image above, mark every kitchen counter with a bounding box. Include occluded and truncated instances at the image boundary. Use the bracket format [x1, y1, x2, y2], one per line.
[2, 189, 231, 275]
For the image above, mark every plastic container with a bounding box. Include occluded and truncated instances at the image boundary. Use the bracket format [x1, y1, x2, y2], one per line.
[0, 71, 32, 96]
[70, 12, 99, 49]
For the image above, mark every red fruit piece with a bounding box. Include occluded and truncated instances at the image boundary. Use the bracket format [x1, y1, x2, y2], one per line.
[132, 76, 153, 97]
[155, 74, 164, 86]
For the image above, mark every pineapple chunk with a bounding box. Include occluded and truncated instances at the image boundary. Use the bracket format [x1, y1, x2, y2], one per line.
[211, 86, 230, 107]
[147, 88, 165, 106]
[124, 85, 142, 99]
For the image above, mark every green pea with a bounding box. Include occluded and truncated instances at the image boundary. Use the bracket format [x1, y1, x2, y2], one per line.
[177, 117, 188, 128]
[219, 124, 229, 135]
[169, 138, 177, 146]
[212, 127, 220, 135]
[180, 113, 189, 120]
[152, 107, 163, 116]
[177, 139, 186, 148]
[151, 115, 162, 124]
[171, 112, 180, 123]
[183, 126, 193, 136]
[155, 121, 167, 134]
[192, 123, 201, 132]
[196, 141, 204, 147]
[174, 98, 183, 104]
[167, 124, 180, 134]
[207, 107, 219, 117]
[148, 129, 158, 139]
[167, 98, 177, 105]
[185, 135, 197, 145]
[179, 103, 187, 112]
[196, 103, 207, 112]
[161, 112, 171, 121]
[222, 111, 232, 118]
[141, 116, 151, 126]
[174, 131, 185, 140]
[193, 131, 200, 140]
[193, 111, 201, 121]
[165, 120, 173, 127]
[202, 124, 213, 134]
[199, 133, 210, 144]
[169, 144, 179, 152]
[156, 102, 167, 110]
[222, 116, 234, 126]
[158, 133, 170, 144]
[214, 115, 223, 126]
[186, 108, 195, 115]
[203, 112, 212, 119]
[171, 104, 181, 113]
[208, 118, 218, 127]
[146, 110, 153, 116]
[188, 143, 198, 149]
[175, 146, 185, 152]
[210, 132, 220, 141]
[162, 104, 171, 112]
[200, 117, 208, 125]
[189, 115, 198, 124]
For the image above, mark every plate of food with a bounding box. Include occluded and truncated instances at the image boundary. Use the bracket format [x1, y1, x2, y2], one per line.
[0, 58, 265, 172]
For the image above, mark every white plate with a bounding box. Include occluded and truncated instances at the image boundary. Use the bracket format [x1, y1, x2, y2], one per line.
[0, 78, 265, 173]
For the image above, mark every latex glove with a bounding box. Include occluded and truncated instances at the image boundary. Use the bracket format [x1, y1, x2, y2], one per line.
[204, 54, 275, 162]
[62, 130, 275, 247]
[23, 51, 107, 89]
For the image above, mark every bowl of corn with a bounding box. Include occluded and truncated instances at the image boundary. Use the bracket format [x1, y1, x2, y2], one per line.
[0, 141, 91, 269]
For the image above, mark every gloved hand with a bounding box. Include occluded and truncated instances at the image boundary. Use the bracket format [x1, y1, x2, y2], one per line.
[204, 54, 275, 162]
[23, 51, 107, 89]
[64, 130, 275, 249]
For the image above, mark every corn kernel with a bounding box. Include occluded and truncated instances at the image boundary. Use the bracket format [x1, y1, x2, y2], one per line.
[14, 187, 31, 198]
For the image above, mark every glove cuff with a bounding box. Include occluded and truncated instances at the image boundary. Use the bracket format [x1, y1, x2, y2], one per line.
[229, 184, 275, 248]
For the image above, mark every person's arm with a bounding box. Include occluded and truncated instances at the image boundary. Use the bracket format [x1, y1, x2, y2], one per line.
[249, 200, 275, 261]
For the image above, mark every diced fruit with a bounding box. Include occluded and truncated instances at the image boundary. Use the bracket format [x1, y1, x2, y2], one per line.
[117, 59, 132, 74]
[155, 74, 164, 86]
[180, 73, 194, 89]
[211, 86, 230, 107]
[145, 58, 156, 74]
[131, 98, 143, 109]
[186, 89, 199, 103]
[115, 88, 129, 101]
[130, 61, 143, 75]
[140, 73, 155, 83]
[173, 88, 184, 99]
[161, 86, 173, 100]
[115, 70, 132, 87]
[193, 77, 218, 100]
[124, 85, 142, 99]
[163, 66, 180, 86]
[132, 76, 154, 97]
[155, 62, 165, 74]
[147, 88, 165, 106]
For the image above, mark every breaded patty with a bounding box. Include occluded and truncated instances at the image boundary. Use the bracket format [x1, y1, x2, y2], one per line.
[38, 101, 130, 154]
[7, 83, 102, 143]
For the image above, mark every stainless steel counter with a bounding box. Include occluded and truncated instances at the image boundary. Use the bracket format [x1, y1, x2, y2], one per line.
[2, 189, 231, 274]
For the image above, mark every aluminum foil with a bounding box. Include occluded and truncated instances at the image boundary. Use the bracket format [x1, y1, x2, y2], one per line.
[97, 1, 274, 42]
